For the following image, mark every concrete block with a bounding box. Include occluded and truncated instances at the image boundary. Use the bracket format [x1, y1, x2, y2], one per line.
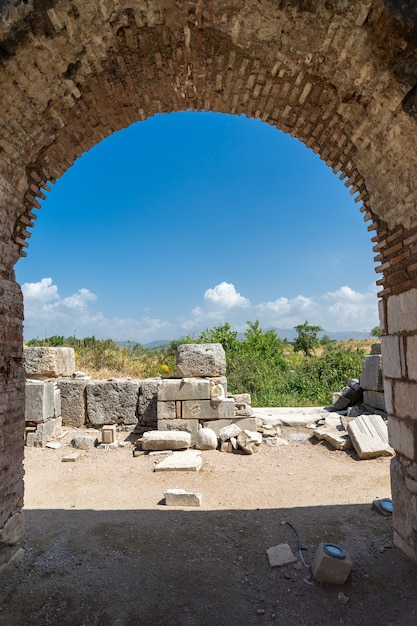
[158, 378, 211, 401]
[311, 543, 352, 584]
[24, 346, 75, 378]
[56, 380, 88, 427]
[347, 414, 394, 459]
[157, 419, 200, 445]
[25, 381, 55, 423]
[266, 544, 297, 567]
[164, 489, 202, 506]
[203, 417, 258, 434]
[141, 430, 191, 451]
[25, 416, 62, 447]
[86, 379, 139, 426]
[363, 390, 385, 412]
[176, 343, 226, 377]
[387, 288, 417, 334]
[101, 424, 117, 444]
[182, 398, 235, 421]
[138, 378, 162, 426]
[381, 335, 405, 378]
[360, 355, 383, 391]
[157, 401, 176, 420]
[154, 449, 202, 472]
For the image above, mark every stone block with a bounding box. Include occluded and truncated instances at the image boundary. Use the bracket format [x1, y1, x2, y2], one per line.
[360, 355, 383, 391]
[219, 423, 241, 441]
[387, 289, 417, 334]
[182, 398, 235, 421]
[313, 426, 352, 450]
[332, 392, 350, 410]
[311, 543, 352, 584]
[157, 401, 176, 420]
[347, 415, 394, 459]
[370, 342, 382, 355]
[363, 390, 385, 412]
[24, 347, 75, 378]
[388, 415, 417, 459]
[157, 419, 200, 445]
[158, 378, 211, 401]
[406, 335, 417, 381]
[230, 393, 252, 405]
[164, 489, 202, 506]
[25, 416, 62, 447]
[176, 343, 226, 377]
[203, 417, 258, 435]
[53, 385, 61, 417]
[62, 452, 80, 462]
[266, 544, 297, 567]
[56, 380, 88, 427]
[71, 435, 97, 450]
[25, 381, 55, 423]
[391, 457, 417, 563]
[383, 378, 394, 414]
[86, 379, 139, 426]
[393, 381, 417, 419]
[381, 335, 405, 379]
[141, 430, 191, 451]
[154, 449, 202, 472]
[138, 378, 162, 426]
[195, 427, 218, 450]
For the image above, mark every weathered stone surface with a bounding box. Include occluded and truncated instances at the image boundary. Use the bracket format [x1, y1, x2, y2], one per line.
[388, 415, 417, 459]
[363, 390, 386, 412]
[387, 289, 417, 335]
[164, 489, 202, 506]
[141, 430, 191, 451]
[25, 381, 55, 423]
[56, 380, 88, 428]
[332, 392, 351, 410]
[230, 393, 252, 405]
[138, 379, 162, 426]
[313, 426, 352, 451]
[381, 335, 406, 379]
[158, 378, 211, 401]
[370, 343, 382, 355]
[182, 398, 235, 421]
[266, 544, 297, 568]
[391, 457, 417, 563]
[62, 452, 80, 462]
[157, 401, 176, 420]
[203, 417, 258, 435]
[86, 380, 139, 426]
[0, 512, 24, 546]
[341, 385, 362, 402]
[210, 379, 226, 401]
[24, 347, 75, 378]
[347, 415, 394, 459]
[219, 424, 242, 441]
[157, 419, 200, 445]
[360, 355, 383, 391]
[71, 435, 98, 450]
[195, 427, 218, 450]
[25, 416, 62, 448]
[154, 450, 202, 472]
[176, 344, 226, 377]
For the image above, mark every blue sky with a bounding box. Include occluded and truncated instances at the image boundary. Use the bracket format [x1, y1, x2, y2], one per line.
[16, 111, 379, 343]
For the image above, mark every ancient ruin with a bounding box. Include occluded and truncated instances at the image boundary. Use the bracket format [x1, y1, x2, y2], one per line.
[2, 0, 417, 570]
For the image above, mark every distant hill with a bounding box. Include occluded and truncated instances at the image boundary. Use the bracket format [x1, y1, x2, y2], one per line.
[267, 328, 371, 342]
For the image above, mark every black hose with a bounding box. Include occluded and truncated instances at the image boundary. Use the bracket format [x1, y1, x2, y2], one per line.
[281, 520, 310, 569]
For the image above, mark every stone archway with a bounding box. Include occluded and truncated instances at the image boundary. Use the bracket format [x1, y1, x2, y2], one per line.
[2, 0, 417, 568]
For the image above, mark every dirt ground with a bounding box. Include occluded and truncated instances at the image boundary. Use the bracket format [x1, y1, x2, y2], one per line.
[1, 416, 417, 626]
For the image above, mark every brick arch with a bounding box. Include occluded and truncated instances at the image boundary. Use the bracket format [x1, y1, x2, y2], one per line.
[2, 0, 417, 568]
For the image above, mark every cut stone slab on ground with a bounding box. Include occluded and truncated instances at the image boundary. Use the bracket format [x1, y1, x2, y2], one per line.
[252, 407, 329, 427]
[347, 414, 394, 459]
[266, 543, 298, 567]
[154, 449, 202, 472]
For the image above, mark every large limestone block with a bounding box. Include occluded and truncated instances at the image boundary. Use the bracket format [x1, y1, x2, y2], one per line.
[182, 398, 235, 421]
[176, 343, 226, 377]
[86, 380, 139, 426]
[138, 378, 162, 425]
[347, 415, 394, 459]
[158, 378, 211, 401]
[24, 347, 75, 378]
[164, 489, 202, 506]
[157, 419, 200, 445]
[25, 381, 55, 423]
[157, 401, 177, 420]
[360, 355, 383, 391]
[56, 380, 88, 427]
[141, 430, 191, 451]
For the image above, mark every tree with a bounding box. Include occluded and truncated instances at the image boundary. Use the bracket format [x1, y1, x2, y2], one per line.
[293, 320, 323, 356]
[370, 325, 381, 338]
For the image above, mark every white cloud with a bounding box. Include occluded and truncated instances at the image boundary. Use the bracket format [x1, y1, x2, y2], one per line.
[22, 277, 59, 302]
[204, 282, 250, 308]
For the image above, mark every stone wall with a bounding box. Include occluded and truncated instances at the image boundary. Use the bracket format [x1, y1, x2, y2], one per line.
[2, 0, 417, 568]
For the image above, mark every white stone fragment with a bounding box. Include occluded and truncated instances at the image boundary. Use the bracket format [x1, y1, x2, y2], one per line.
[164, 489, 202, 506]
[267, 543, 297, 567]
[347, 415, 394, 459]
[142, 430, 192, 451]
[154, 450, 202, 472]
[195, 428, 218, 450]
[219, 424, 241, 441]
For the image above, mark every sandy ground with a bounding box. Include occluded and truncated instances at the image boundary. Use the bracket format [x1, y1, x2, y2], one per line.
[1, 413, 417, 626]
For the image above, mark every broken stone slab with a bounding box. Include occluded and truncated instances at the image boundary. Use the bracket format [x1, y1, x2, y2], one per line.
[71, 435, 98, 450]
[24, 346, 76, 378]
[56, 379, 88, 427]
[363, 390, 386, 412]
[341, 385, 363, 402]
[195, 427, 218, 450]
[220, 441, 233, 453]
[347, 414, 394, 459]
[25, 381, 56, 423]
[219, 423, 242, 441]
[158, 378, 211, 401]
[141, 430, 192, 451]
[176, 343, 226, 377]
[266, 544, 297, 567]
[182, 398, 235, 421]
[332, 392, 351, 411]
[360, 355, 383, 391]
[86, 379, 140, 426]
[313, 426, 352, 451]
[154, 449, 202, 472]
[203, 417, 258, 435]
[25, 416, 62, 448]
[164, 489, 202, 506]
[157, 419, 200, 445]
[237, 430, 262, 454]
[62, 452, 80, 462]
